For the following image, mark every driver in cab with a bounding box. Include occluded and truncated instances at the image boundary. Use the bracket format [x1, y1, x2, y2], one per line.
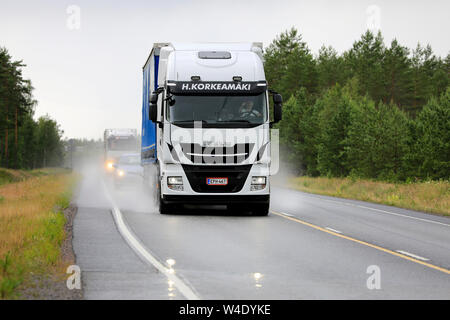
[238, 101, 262, 118]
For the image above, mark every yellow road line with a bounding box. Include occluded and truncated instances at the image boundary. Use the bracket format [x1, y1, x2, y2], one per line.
[271, 210, 450, 275]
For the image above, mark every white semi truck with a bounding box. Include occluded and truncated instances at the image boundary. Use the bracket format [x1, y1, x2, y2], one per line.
[103, 128, 138, 172]
[141, 43, 282, 215]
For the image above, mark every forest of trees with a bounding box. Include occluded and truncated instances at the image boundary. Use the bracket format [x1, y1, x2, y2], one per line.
[266, 28, 449, 181]
[0, 47, 64, 169]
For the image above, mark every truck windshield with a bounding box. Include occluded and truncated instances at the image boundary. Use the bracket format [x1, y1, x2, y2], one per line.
[107, 137, 137, 151]
[167, 93, 267, 127]
[118, 155, 140, 164]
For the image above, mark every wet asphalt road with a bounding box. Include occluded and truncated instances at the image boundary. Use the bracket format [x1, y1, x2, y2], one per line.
[73, 166, 450, 299]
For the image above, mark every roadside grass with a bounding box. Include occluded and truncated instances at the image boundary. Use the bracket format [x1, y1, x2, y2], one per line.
[0, 169, 77, 299]
[286, 176, 450, 216]
[0, 167, 70, 186]
[0, 169, 32, 186]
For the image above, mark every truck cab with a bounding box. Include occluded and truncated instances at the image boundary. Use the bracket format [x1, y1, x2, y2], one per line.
[104, 128, 138, 172]
[141, 43, 282, 215]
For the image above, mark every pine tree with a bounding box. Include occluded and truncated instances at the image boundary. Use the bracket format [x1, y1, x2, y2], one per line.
[413, 88, 450, 179]
[382, 39, 413, 108]
[316, 46, 348, 91]
[264, 28, 317, 99]
[316, 84, 353, 177]
[344, 30, 385, 103]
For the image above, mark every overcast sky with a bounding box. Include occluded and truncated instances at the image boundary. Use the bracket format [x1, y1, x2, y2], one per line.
[1, 0, 449, 140]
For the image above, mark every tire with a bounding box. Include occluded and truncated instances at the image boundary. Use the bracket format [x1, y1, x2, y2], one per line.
[159, 199, 171, 215]
[156, 177, 173, 215]
[143, 163, 162, 212]
[252, 203, 269, 216]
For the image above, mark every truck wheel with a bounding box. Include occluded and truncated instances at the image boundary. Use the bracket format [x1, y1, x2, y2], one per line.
[252, 203, 269, 216]
[159, 200, 171, 214]
[156, 180, 173, 215]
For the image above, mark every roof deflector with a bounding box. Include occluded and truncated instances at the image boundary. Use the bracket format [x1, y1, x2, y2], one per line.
[198, 51, 231, 59]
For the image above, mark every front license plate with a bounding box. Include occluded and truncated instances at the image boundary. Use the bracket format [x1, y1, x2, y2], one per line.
[206, 177, 228, 185]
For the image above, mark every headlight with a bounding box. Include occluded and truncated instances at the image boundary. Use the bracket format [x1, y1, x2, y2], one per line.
[117, 170, 125, 177]
[106, 162, 114, 170]
[251, 176, 266, 191]
[167, 176, 183, 191]
[251, 176, 266, 185]
[167, 176, 183, 185]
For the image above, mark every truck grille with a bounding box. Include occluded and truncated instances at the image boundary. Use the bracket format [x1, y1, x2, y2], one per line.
[180, 143, 254, 164]
[181, 164, 252, 193]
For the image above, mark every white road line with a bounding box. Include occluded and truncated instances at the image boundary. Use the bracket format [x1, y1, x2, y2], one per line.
[396, 250, 430, 261]
[281, 213, 295, 217]
[300, 193, 450, 227]
[354, 205, 450, 227]
[102, 181, 200, 300]
[325, 227, 342, 234]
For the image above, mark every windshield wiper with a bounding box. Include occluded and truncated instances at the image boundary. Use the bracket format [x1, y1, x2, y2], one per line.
[217, 119, 251, 123]
[172, 120, 209, 125]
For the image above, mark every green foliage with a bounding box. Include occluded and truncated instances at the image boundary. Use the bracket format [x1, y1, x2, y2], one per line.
[275, 88, 319, 175]
[316, 84, 353, 177]
[382, 39, 413, 107]
[0, 47, 64, 169]
[264, 28, 317, 100]
[316, 46, 348, 91]
[266, 28, 449, 181]
[346, 100, 410, 180]
[413, 88, 450, 179]
[0, 252, 22, 299]
[344, 31, 385, 103]
[0, 170, 15, 185]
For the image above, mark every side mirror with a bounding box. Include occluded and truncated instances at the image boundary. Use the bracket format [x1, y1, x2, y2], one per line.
[149, 102, 157, 122]
[273, 94, 282, 123]
[149, 93, 158, 105]
[149, 92, 159, 122]
[273, 93, 282, 105]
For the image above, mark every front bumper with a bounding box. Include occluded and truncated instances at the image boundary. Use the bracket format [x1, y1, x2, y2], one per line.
[162, 194, 269, 205]
[160, 163, 270, 197]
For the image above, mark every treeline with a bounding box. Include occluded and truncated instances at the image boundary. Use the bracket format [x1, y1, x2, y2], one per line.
[266, 29, 449, 181]
[0, 47, 64, 169]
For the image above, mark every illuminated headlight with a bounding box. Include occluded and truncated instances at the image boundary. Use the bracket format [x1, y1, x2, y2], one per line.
[117, 170, 125, 177]
[251, 176, 266, 185]
[168, 176, 183, 185]
[106, 162, 114, 170]
[251, 176, 266, 191]
[168, 176, 183, 191]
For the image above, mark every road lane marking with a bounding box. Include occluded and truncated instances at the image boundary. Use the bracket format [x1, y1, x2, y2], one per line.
[294, 192, 450, 227]
[353, 204, 450, 227]
[271, 210, 450, 275]
[396, 250, 430, 261]
[282, 213, 295, 217]
[325, 227, 342, 234]
[102, 181, 200, 300]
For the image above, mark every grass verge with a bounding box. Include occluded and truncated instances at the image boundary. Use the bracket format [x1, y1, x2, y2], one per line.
[286, 176, 449, 216]
[0, 167, 69, 186]
[0, 168, 77, 299]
